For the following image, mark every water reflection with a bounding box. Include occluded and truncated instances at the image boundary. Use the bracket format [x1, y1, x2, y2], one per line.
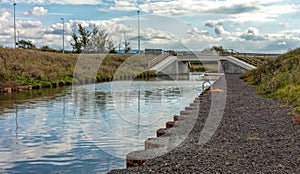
[0, 75, 211, 173]
[72, 79, 205, 158]
[15, 106, 19, 144]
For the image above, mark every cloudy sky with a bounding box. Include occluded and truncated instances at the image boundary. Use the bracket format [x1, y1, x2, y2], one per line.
[1, 0, 300, 53]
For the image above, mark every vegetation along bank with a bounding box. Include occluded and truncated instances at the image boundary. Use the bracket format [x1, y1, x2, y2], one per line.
[241, 48, 300, 114]
[0, 47, 156, 93]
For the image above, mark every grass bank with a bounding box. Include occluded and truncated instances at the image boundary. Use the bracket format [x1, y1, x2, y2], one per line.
[0, 47, 78, 89]
[0, 47, 156, 91]
[241, 48, 300, 113]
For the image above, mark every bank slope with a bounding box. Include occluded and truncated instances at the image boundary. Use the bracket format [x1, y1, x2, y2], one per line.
[241, 48, 300, 113]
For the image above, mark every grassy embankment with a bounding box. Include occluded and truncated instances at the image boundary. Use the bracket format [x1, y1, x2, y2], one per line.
[241, 48, 300, 114]
[0, 47, 156, 91]
[190, 63, 218, 72]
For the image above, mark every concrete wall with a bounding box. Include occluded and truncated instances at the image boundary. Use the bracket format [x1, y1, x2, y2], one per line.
[157, 61, 189, 75]
[220, 56, 256, 74]
[177, 61, 190, 74]
[157, 60, 177, 75]
[151, 55, 254, 75]
[220, 60, 247, 74]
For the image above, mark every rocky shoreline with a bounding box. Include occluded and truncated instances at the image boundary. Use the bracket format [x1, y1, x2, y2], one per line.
[109, 74, 300, 173]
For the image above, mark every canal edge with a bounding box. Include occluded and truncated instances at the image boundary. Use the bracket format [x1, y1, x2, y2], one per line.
[124, 75, 224, 168]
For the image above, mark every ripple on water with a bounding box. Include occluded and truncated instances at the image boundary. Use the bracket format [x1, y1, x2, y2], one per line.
[0, 77, 210, 173]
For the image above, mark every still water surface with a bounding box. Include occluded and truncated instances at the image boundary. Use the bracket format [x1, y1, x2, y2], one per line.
[0, 76, 209, 173]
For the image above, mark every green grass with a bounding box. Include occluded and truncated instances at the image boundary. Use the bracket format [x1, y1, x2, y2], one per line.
[190, 63, 218, 72]
[0, 47, 78, 89]
[241, 48, 300, 113]
[0, 47, 157, 90]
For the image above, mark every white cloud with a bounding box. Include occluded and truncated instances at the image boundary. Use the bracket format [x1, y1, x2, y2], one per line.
[109, 0, 138, 11]
[3, 0, 300, 24]
[246, 27, 260, 36]
[215, 26, 230, 35]
[278, 41, 287, 45]
[4, 0, 102, 5]
[282, 29, 300, 36]
[0, 8, 62, 48]
[0, 9, 14, 46]
[205, 20, 224, 28]
[106, 0, 139, 11]
[187, 27, 209, 37]
[24, 7, 48, 16]
[279, 22, 290, 28]
[1, 0, 300, 53]
[204, 20, 230, 36]
[0, 8, 11, 28]
[240, 27, 266, 41]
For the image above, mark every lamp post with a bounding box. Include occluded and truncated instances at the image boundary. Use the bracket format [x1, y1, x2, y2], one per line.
[137, 10, 140, 54]
[61, 18, 65, 54]
[17, 30, 19, 44]
[13, 3, 17, 48]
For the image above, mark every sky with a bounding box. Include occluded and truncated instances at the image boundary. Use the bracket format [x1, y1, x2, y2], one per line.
[1, 0, 300, 53]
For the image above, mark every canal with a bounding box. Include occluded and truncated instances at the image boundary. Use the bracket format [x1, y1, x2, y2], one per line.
[0, 75, 213, 173]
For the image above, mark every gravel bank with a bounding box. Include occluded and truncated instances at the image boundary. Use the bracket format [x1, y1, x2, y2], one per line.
[109, 74, 300, 173]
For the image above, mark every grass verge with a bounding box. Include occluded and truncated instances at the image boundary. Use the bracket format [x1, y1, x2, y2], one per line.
[241, 48, 300, 114]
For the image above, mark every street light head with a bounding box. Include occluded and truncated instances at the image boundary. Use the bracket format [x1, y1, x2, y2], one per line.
[13, 3, 16, 5]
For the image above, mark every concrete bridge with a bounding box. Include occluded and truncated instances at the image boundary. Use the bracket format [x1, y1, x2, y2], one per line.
[149, 54, 256, 75]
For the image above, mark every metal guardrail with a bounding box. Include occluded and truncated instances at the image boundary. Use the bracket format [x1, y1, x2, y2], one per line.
[148, 54, 169, 68]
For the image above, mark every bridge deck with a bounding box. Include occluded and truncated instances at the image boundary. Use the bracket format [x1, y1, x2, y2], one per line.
[149, 55, 256, 75]
[177, 55, 221, 61]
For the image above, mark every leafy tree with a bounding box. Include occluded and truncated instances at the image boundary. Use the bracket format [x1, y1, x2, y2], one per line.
[125, 40, 131, 54]
[124, 32, 131, 54]
[71, 24, 115, 54]
[88, 25, 109, 53]
[18, 40, 36, 49]
[212, 45, 224, 52]
[212, 45, 226, 55]
[108, 40, 117, 54]
[78, 24, 91, 49]
[71, 33, 82, 53]
[71, 24, 91, 53]
[40, 45, 55, 52]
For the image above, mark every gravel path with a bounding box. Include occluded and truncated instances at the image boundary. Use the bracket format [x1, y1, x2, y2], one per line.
[109, 74, 300, 173]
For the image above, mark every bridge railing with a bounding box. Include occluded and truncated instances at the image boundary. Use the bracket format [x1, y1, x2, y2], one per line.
[234, 56, 264, 67]
[177, 54, 198, 60]
[148, 53, 169, 68]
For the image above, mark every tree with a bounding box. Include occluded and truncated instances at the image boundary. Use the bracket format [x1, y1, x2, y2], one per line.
[71, 24, 115, 54]
[212, 46, 225, 55]
[88, 25, 109, 53]
[71, 33, 82, 53]
[18, 40, 36, 49]
[124, 32, 131, 54]
[71, 24, 91, 53]
[108, 39, 117, 53]
[40, 45, 55, 52]
[78, 24, 91, 49]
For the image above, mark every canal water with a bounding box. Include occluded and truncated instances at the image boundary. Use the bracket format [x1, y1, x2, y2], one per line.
[0, 75, 213, 173]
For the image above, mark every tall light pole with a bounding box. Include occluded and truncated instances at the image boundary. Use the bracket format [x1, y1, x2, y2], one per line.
[137, 10, 140, 54]
[13, 3, 17, 48]
[17, 31, 19, 42]
[61, 18, 65, 54]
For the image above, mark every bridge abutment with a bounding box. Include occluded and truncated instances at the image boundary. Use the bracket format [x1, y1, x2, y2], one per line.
[177, 61, 190, 74]
[150, 55, 256, 75]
